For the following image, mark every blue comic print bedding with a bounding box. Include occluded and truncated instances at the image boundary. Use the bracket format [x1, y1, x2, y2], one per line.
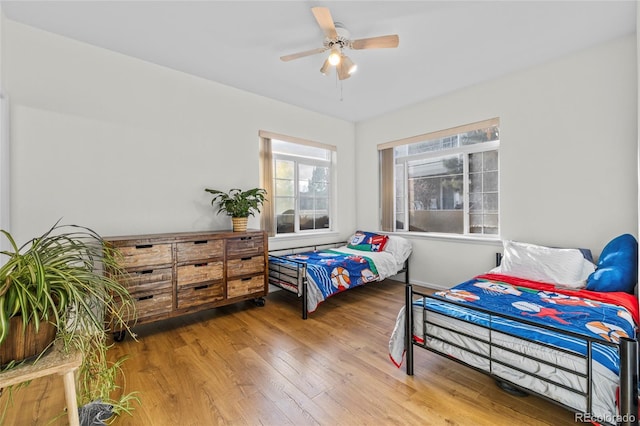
[286, 249, 379, 296]
[271, 249, 380, 313]
[426, 273, 639, 375]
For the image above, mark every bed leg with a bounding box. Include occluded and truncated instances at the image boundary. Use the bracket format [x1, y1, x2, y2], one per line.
[404, 260, 410, 284]
[619, 337, 638, 426]
[405, 283, 414, 376]
[302, 280, 308, 320]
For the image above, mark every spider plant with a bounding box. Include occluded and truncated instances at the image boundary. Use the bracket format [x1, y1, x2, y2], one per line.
[0, 221, 139, 421]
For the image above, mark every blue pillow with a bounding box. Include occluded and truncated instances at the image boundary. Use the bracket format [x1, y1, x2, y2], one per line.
[586, 234, 638, 293]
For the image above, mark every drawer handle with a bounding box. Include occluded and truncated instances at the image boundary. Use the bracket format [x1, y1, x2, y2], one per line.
[137, 295, 153, 301]
[194, 263, 207, 267]
[193, 240, 207, 245]
[135, 244, 153, 249]
[241, 277, 252, 282]
[241, 257, 252, 261]
[240, 237, 252, 241]
[139, 270, 154, 275]
[194, 284, 209, 290]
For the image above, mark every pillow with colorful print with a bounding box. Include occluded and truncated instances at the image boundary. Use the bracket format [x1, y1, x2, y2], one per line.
[348, 231, 389, 252]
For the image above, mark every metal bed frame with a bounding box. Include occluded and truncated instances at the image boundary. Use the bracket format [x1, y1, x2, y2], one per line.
[404, 282, 639, 426]
[268, 241, 410, 319]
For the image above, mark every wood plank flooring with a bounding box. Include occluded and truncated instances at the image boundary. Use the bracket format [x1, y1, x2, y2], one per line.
[1, 280, 578, 425]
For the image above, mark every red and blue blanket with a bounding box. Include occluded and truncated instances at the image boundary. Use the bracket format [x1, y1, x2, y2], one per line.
[286, 249, 379, 299]
[429, 273, 639, 375]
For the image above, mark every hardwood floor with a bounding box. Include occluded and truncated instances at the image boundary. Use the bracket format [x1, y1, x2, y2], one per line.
[2, 280, 578, 425]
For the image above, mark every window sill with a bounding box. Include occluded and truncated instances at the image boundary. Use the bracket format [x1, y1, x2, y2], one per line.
[385, 231, 502, 246]
[269, 230, 341, 243]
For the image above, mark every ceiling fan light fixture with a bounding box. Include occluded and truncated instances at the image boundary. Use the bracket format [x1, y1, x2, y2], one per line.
[328, 48, 341, 66]
[320, 58, 331, 75]
[336, 59, 351, 80]
[341, 55, 357, 74]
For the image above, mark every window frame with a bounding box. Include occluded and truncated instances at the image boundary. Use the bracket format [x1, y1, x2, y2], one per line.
[259, 131, 336, 237]
[379, 118, 500, 238]
[273, 150, 332, 234]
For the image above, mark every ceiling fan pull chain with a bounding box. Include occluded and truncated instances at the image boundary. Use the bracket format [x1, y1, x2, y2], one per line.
[333, 71, 343, 102]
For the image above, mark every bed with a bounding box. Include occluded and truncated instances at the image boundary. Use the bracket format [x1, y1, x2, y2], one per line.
[389, 236, 640, 425]
[268, 231, 412, 319]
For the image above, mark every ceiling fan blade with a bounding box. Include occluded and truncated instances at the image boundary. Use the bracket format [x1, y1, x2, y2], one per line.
[280, 47, 327, 62]
[351, 34, 399, 50]
[312, 7, 338, 39]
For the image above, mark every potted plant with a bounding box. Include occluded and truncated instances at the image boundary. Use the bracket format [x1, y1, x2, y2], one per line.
[0, 221, 138, 422]
[204, 187, 267, 232]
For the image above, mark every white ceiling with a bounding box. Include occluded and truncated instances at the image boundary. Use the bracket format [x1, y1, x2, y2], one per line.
[2, 1, 637, 122]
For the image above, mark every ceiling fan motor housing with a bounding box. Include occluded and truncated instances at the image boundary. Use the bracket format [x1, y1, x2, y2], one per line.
[324, 23, 351, 50]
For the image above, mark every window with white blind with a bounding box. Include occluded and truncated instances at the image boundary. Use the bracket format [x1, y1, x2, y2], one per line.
[379, 118, 500, 236]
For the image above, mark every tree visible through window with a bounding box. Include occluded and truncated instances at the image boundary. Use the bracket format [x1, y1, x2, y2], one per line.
[380, 118, 500, 236]
[264, 137, 334, 235]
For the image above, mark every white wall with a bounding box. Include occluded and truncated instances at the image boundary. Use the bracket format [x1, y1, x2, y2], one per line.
[3, 20, 356, 247]
[0, 10, 9, 254]
[356, 35, 638, 288]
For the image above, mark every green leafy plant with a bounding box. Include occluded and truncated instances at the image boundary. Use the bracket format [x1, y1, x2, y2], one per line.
[204, 187, 267, 218]
[0, 221, 138, 421]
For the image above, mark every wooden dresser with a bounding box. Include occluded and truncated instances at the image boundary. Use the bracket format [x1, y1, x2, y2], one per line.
[105, 230, 267, 337]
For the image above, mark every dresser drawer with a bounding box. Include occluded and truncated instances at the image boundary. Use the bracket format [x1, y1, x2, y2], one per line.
[117, 243, 172, 269]
[130, 287, 173, 320]
[120, 267, 172, 292]
[226, 235, 264, 258]
[176, 239, 224, 263]
[176, 261, 223, 287]
[227, 276, 265, 298]
[227, 255, 264, 278]
[177, 282, 224, 310]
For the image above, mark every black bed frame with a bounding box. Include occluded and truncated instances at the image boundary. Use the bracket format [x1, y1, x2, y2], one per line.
[268, 241, 410, 319]
[404, 282, 639, 426]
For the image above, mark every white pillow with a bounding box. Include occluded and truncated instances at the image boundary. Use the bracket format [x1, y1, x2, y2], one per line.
[383, 235, 412, 266]
[490, 240, 595, 288]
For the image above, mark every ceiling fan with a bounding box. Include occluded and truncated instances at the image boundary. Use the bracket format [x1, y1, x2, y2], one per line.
[280, 6, 400, 80]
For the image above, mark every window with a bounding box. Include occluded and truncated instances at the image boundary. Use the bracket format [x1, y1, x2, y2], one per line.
[379, 118, 499, 236]
[259, 131, 335, 236]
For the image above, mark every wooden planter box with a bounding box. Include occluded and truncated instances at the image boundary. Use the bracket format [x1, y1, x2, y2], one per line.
[0, 316, 57, 366]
